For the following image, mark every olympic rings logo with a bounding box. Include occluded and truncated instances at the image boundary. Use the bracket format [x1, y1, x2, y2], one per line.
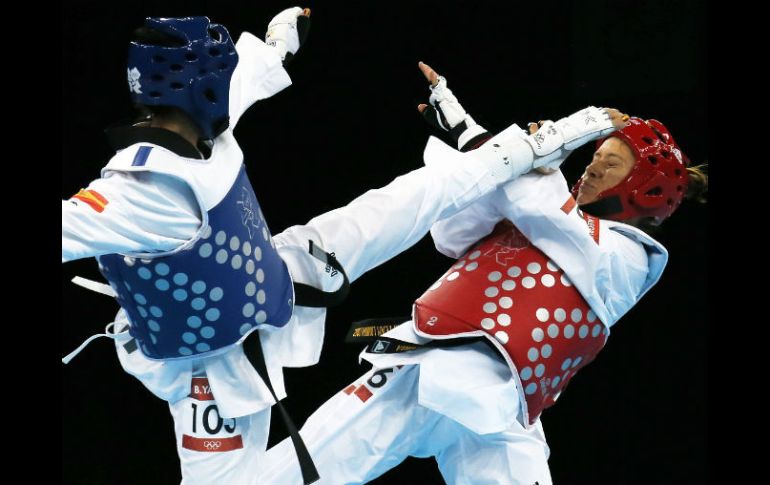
[203, 441, 222, 449]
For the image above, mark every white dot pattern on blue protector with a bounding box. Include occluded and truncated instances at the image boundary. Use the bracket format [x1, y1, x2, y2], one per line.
[191, 298, 206, 311]
[187, 316, 202, 328]
[243, 303, 255, 318]
[199, 243, 213, 258]
[155, 279, 169, 291]
[210, 287, 224, 301]
[155, 263, 170, 276]
[192, 281, 206, 294]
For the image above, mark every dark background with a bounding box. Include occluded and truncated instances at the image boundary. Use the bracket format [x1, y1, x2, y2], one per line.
[62, 1, 708, 483]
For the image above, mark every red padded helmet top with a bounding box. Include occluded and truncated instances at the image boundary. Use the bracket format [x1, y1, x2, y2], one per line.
[572, 117, 690, 223]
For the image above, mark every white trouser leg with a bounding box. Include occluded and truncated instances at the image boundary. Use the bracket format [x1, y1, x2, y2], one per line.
[275, 157, 503, 287]
[263, 365, 447, 485]
[436, 416, 552, 485]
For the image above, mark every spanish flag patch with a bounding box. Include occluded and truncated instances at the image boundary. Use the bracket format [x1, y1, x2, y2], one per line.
[72, 189, 109, 213]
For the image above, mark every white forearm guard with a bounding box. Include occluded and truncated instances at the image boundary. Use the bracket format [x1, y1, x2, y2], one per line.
[265, 7, 304, 61]
[470, 106, 617, 185]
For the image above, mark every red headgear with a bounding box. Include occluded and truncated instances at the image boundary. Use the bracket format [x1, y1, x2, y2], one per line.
[571, 117, 690, 224]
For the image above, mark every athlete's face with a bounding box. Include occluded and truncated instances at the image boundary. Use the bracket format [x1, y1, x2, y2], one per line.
[576, 137, 636, 205]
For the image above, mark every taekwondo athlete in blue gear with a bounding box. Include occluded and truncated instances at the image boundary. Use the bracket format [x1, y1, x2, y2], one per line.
[64, 10, 324, 484]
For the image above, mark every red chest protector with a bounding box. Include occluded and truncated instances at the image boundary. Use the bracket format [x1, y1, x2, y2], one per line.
[414, 221, 609, 425]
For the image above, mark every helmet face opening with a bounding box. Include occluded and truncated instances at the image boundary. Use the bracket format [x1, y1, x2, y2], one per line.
[572, 117, 690, 224]
[127, 17, 238, 140]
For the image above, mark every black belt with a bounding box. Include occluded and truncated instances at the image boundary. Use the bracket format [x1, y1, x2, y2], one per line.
[346, 317, 486, 354]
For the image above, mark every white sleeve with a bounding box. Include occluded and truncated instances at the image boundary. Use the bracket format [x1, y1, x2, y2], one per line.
[228, 32, 292, 129]
[429, 192, 504, 259]
[62, 171, 202, 262]
[487, 171, 651, 326]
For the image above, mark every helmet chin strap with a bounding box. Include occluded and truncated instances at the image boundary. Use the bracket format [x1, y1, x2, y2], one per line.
[578, 195, 624, 220]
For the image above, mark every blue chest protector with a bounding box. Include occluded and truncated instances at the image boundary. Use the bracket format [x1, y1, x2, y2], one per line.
[98, 165, 294, 360]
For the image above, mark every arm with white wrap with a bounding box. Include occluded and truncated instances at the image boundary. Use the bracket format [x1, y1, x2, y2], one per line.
[229, 6, 311, 128]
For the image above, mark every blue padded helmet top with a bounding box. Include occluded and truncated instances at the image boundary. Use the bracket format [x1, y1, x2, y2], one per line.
[127, 17, 239, 140]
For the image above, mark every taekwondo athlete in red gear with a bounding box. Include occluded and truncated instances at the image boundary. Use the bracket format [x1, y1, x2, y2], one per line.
[263, 62, 707, 485]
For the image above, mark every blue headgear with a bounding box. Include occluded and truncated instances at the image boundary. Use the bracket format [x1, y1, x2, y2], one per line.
[127, 17, 238, 140]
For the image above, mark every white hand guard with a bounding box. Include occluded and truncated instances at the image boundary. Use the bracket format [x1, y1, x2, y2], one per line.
[423, 76, 488, 150]
[265, 7, 307, 63]
[524, 106, 617, 171]
[470, 106, 617, 185]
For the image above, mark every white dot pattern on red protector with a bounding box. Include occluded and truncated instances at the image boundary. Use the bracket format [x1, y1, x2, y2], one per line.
[522, 277, 536, 288]
[495, 331, 509, 344]
[412, 222, 608, 426]
[507, 266, 521, 277]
